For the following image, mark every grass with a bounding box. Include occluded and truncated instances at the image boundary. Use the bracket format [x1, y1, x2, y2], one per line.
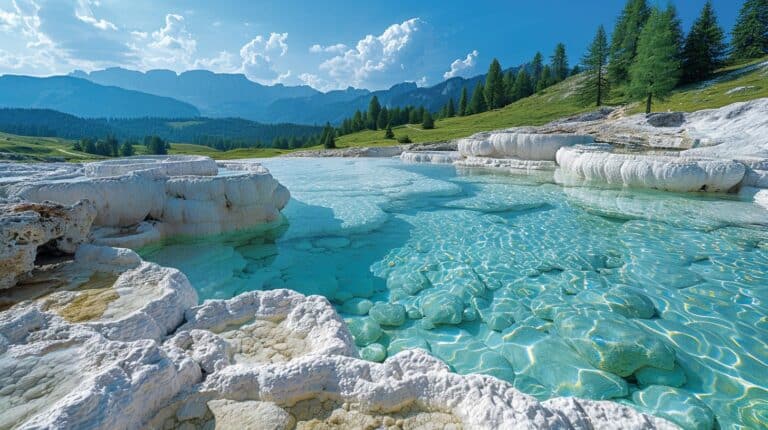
[0, 57, 765, 162]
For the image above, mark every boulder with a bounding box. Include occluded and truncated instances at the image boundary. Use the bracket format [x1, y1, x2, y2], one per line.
[368, 302, 407, 327]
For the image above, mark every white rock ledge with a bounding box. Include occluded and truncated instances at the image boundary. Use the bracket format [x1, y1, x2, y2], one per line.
[400, 150, 462, 164]
[556, 145, 746, 192]
[455, 156, 558, 171]
[4, 156, 290, 248]
[458, 132, 594, 161]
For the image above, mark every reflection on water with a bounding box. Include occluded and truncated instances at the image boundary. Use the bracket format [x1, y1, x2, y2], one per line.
[141, 158, 768, 430]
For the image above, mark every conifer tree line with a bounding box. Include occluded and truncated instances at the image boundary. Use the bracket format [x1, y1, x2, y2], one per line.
[72, 135, 169, 156]
[579, 0, 767, 112]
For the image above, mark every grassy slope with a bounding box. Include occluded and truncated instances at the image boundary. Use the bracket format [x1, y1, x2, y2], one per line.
[0, 57, 765, 162]
[336, 56, 768, 149]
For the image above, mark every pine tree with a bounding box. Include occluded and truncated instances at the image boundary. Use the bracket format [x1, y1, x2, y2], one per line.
[682, 1, 726, 83]
[367, 96, 381, 130]
[72, 140, 83, 152]
[579, 25, 610, 106]
[458, 87, 468, 116]
[422, 111, 435, 129]
[510, 68, 533, 101]
[385, 124, 395, 139]
[536, 66, 553, 92]
[550, 43, 569, 82]
[666, 3, 685, 61]
[484, 58, 505, 109]
[502, 71, 515, 105]
[120, 140, 135, 157]
[468, 82, 487, 115]
[609, 0, 651, 84]
[377, 107, 389, 130]
[731, 0, 768, 59]
[321, 123, 336, 148]
[446, 98, 456, 117]
[531, 52, 544, 90]
[629, 7, 682, 114]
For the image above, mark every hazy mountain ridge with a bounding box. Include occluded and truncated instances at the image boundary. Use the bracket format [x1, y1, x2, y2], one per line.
[0, 75, 201, 119]
[69, 67, 515, 125]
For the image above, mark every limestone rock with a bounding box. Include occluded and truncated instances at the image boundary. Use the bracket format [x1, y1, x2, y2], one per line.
[368, 302, 407, 327]
[400, 150, 462, 164]
[0, 200, 96, 289]
[633, 386, 714, 430]
[458, 132, 594, 161]
[556, 145, 745, 192]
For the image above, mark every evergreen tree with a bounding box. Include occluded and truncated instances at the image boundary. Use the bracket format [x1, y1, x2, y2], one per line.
[321, 123, 336, 148]
[72, 140, 82, 152]
[550, 43, 569, 82]
[666, 3, 685, 61]
[352, 110, 364, 131]
[120, 140, 135, 157]
[579, 25, 610, 106]
[536, 66, 553, 92]
[83, 138, 96, 154]
[609, 0, 651, 84]
[446, 98, 456, 117]
[367, 96, 381, 130]
[510, 68, 533, 101]
[422, 111, 435, 129]
[502, 71, 515, 105]
[731, 0, 768, 59]
[484, 58, 506, 109]
[682, 1, 726, 83]
[531, 52, 544, 89]
[458, 87, 468, 116]
[468, 82, 487, 115]
[385, 124, 395, 139]
[629, 7, 682, 113]
[570, 65, 581, 76]
[408, 108, 419, 124]
[377, 107, 389, 130]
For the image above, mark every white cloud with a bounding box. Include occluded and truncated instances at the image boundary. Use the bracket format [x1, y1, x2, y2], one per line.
[314, 17, 431, 90]
[194, 51, 236, 72]
[75, 0, 117, 31]
[131, 14, 197, 71]
[309, 43, 347, 54]
[443, 50, 478, 79]
[239, 32, 290, 84]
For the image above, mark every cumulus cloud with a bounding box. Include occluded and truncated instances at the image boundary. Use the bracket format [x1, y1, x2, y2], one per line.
[443, 50, 478, 79]
[315, 17, 433, 90]
[239, 32, 290, 84]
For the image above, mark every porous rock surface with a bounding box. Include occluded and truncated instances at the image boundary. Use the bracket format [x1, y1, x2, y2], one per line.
[0, 200, 96, 289]
[3, 156, 290, 248]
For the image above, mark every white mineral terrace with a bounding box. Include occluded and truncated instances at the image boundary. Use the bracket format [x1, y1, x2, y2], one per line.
[0, 155, 683, 429]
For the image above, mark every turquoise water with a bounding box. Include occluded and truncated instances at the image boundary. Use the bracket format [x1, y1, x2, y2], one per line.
[141, 157, 768, 430]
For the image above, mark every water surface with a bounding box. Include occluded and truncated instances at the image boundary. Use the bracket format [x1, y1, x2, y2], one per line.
[142, 157, 768, 429]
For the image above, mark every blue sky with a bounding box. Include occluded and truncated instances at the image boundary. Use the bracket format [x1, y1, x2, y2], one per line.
[0, 0, 741, 91]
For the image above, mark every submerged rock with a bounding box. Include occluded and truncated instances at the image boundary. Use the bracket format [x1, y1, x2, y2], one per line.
[420, 291, 464, 328]
[633, 385, 714, 430]
[554, 309, 676, 377]
[369, 302, 407, 327]
[500, 326, 629, 400]
[346, 317, 383, 346]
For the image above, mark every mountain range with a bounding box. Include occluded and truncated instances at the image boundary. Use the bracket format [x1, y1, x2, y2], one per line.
[69, 67, 505, 124]
[0, 66, 510, 126]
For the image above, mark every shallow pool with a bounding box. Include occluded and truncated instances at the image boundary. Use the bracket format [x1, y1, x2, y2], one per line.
[141, 157, 768, 429]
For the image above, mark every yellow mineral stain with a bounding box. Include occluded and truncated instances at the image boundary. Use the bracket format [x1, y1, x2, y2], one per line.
[58, 272, 119, 323]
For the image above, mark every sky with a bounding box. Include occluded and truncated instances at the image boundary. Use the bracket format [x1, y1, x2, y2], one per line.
[0, 0, 742, 92]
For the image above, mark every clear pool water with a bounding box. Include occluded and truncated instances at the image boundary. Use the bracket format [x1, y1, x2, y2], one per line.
[141, 157, 768, 429]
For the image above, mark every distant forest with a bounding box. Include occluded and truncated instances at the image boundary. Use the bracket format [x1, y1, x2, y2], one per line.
[0, 108, 324, 150]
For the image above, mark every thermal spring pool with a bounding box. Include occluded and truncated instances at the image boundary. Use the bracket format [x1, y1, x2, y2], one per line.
[141, 157, 768, 430]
